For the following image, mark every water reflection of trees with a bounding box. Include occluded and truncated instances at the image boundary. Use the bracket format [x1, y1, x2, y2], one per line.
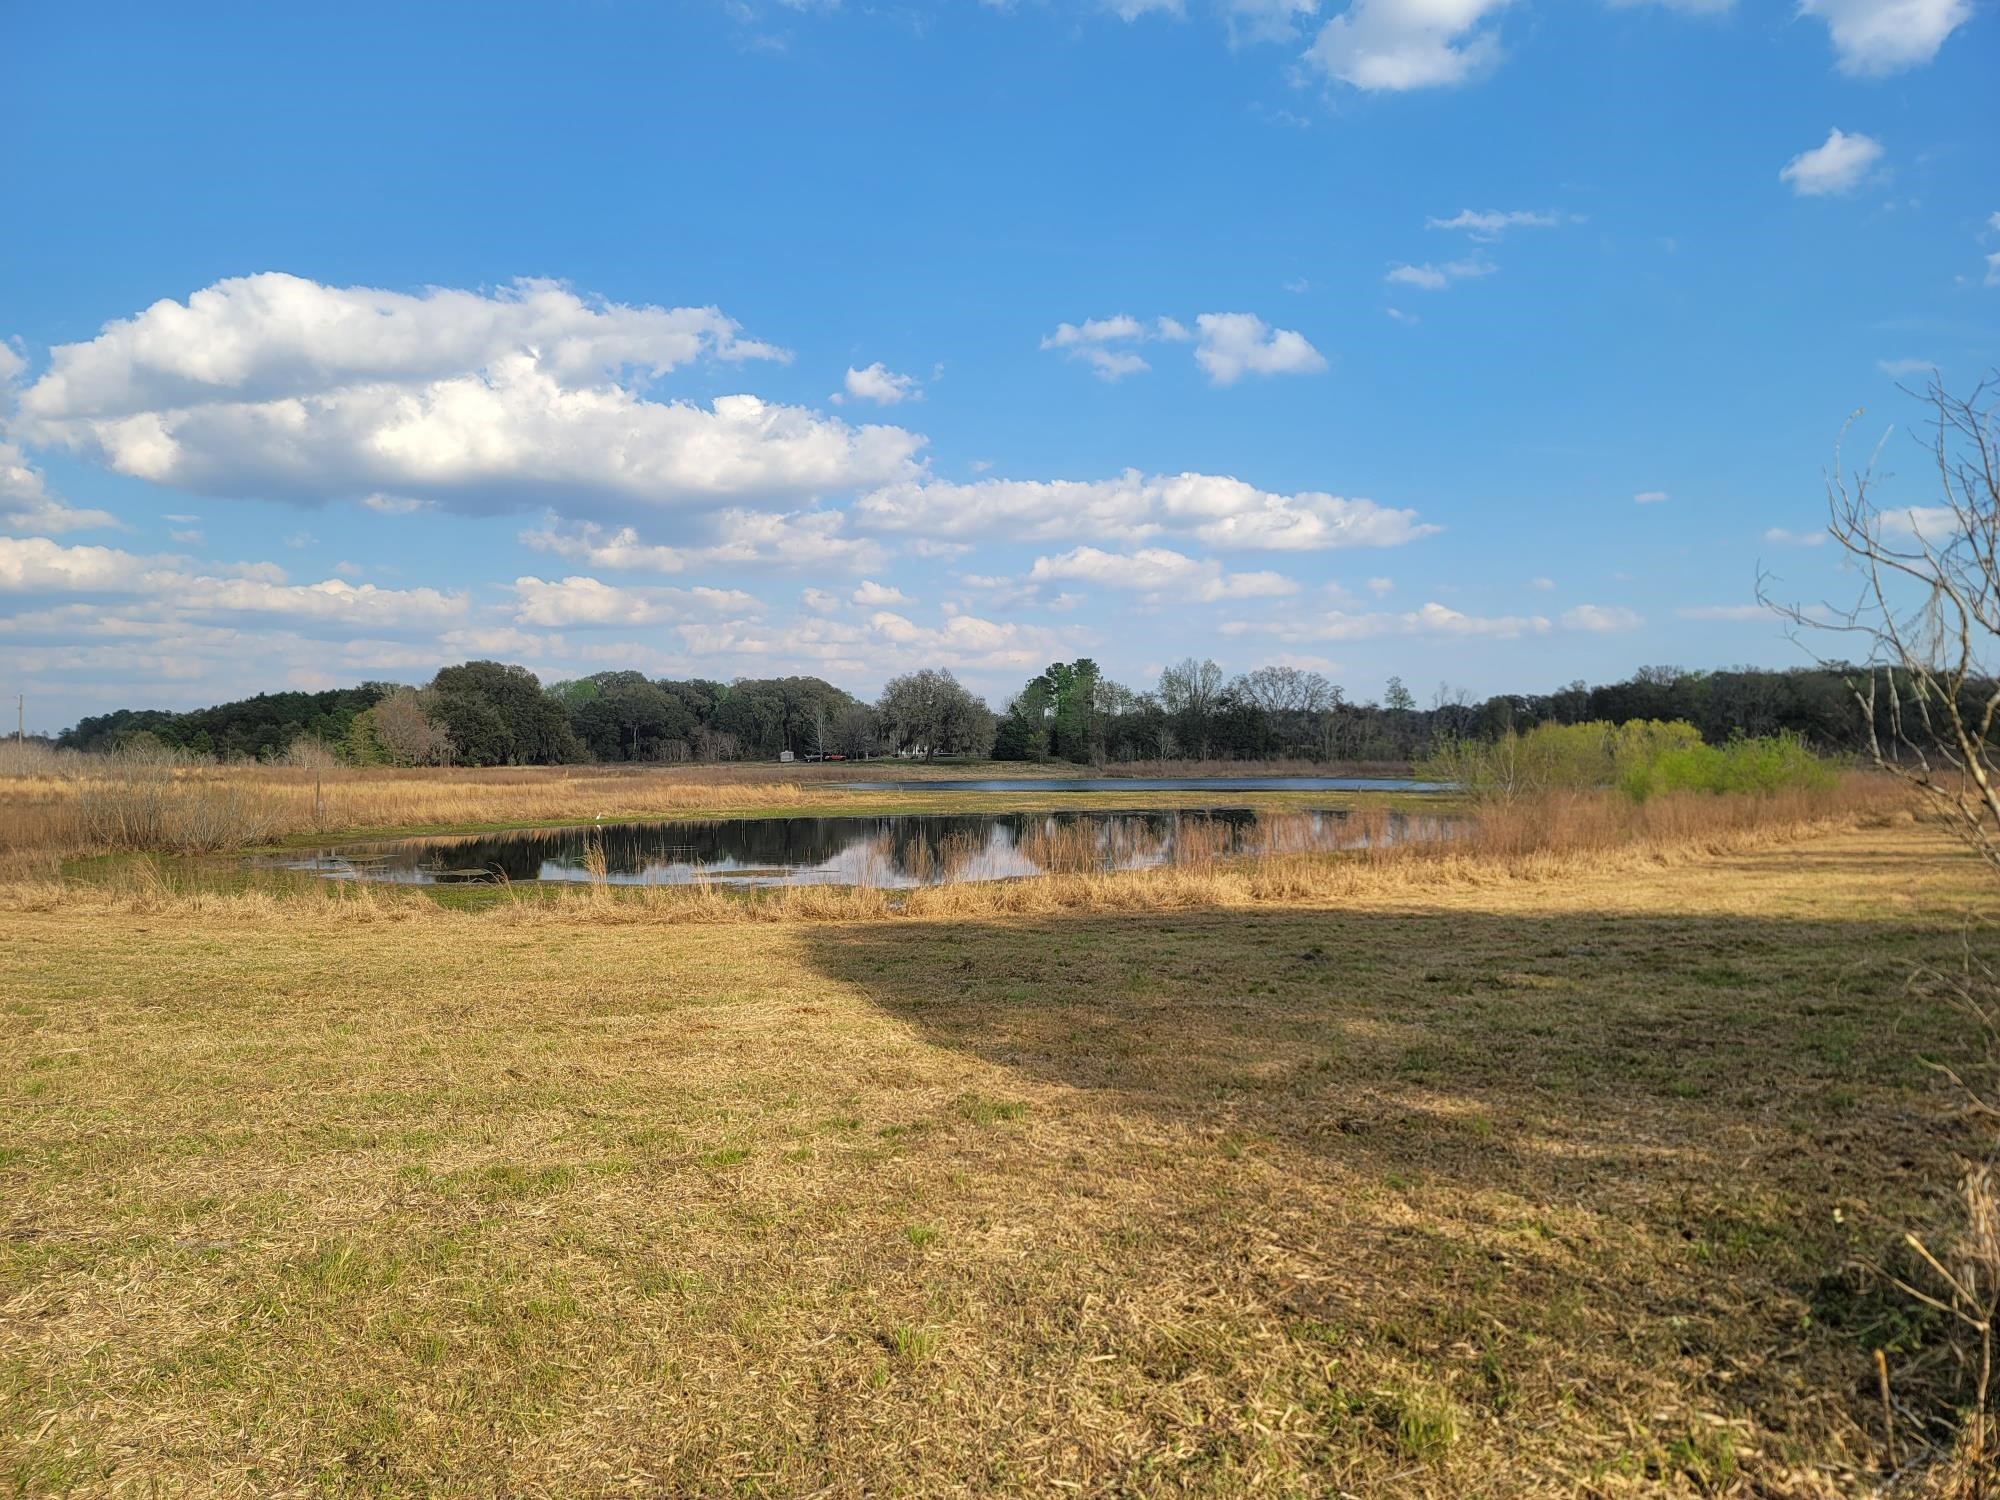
[309, 807, 1462, 888]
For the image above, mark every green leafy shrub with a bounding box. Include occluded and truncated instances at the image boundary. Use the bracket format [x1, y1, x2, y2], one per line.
[1423, 720, 1835, 803]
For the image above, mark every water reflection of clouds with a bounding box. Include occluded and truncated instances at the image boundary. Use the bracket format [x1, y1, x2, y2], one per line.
[291, 809, 1461, 890]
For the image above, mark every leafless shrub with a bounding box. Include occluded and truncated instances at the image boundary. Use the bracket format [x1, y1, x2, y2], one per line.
[280, 736, 341, 770]
[68, 747, 287, 855]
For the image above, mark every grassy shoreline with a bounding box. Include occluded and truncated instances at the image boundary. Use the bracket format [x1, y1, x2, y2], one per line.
[0, 756, 1437, 866]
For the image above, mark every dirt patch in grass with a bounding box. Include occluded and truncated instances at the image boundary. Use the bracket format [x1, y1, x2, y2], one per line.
[0, 824, 1990, 1494]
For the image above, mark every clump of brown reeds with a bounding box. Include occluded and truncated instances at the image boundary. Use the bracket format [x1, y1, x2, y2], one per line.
[1169, 815, 1236, 871]
[936, 828, 984, 882]
[1019, 819, 1105, 876]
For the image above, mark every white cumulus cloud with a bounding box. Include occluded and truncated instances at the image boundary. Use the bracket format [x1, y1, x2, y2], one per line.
[1799, 0, 1971, 75]
[1779, 128, 1885, 197]
[838, 362, 921, 406]
[1040, 314, 1193, 381]
[1304, 0, 1510, 91]
[862, 608, 1068, 672]
[851, 578, 911, 606]
[17, 273, 922, 518]
[1192, 313, 1328, 385]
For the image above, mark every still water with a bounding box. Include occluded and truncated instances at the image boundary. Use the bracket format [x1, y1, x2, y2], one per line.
[288, 807, 1455, 889]
[833, 776, 1447, 794]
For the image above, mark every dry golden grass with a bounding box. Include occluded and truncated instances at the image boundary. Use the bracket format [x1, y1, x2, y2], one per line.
[1, 786, 1992, 1495]
[0, 754, 813, 861]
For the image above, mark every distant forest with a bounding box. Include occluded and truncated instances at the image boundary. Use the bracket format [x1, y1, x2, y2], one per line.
[43, 656, 1915, 768]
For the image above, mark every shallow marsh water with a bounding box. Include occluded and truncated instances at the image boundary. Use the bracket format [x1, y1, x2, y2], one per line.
[830, 776, 1448, 794]
[285, 806, 1458, 889]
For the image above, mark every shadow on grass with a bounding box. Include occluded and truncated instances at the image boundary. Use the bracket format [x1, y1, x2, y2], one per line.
[800, 902, 1987, 1460]
[803, 904, 1968, 1175]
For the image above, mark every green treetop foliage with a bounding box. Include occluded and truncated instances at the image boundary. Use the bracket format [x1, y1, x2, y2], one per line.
[53, 658, 1959, 769]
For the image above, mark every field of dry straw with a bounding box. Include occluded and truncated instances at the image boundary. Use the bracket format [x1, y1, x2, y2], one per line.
[4, 756, 1997, 1495]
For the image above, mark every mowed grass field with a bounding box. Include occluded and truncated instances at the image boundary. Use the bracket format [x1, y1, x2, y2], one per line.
[2, 820, 1994, 1495]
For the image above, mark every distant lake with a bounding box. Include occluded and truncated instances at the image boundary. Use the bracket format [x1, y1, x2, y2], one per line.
[287, 807, 1458, 889]
[832, 776, 1450, 794]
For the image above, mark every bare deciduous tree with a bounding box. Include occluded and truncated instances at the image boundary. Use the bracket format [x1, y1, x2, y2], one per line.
[1235, 664, 1337, 715]
[1765, 375, 2000, 869]
[371, 687, 455, 766]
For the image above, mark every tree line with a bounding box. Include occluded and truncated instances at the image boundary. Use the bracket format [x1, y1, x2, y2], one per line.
[50, 656, 1932, 768]
[54, 661, 993, 767]
[988, 658, 1905, 765]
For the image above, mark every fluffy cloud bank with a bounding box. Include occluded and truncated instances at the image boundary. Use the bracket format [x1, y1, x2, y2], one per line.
[17, 273, 923, 516]
[510, 575, 758, 628]
[1028, 545, 1299, 602]
[0, 535, 463, 627]
[520, 508, 885, 574]
[854, 469, 1438, 551]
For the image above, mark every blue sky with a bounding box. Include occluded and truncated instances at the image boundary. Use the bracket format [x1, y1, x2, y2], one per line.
[1, 0, 1993, 733]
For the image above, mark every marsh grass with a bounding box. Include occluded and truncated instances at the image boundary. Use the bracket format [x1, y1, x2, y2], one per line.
[0, 753, 813, 859]
[0, 774, 1910, 923]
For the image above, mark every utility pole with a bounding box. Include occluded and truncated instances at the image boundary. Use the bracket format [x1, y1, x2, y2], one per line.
[14, 694, 21, 744]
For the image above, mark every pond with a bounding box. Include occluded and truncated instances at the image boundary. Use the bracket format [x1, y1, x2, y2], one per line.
[285, 807, 1459, 889]
[832, 776, 1448, 794]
